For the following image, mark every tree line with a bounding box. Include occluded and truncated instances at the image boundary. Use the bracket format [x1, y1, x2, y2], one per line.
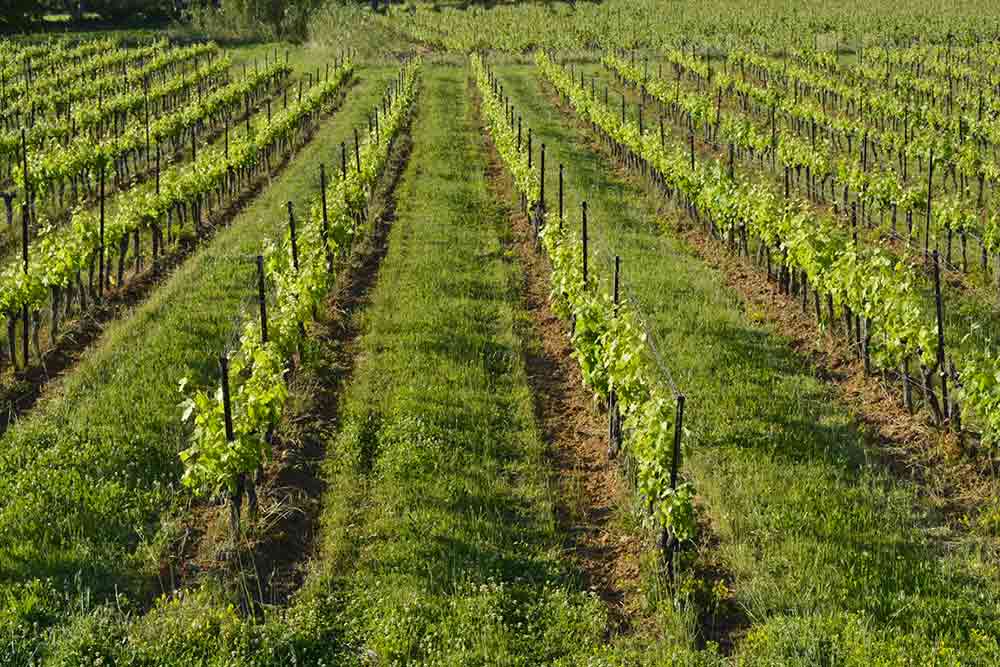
[1, 1, 336, 36]
[2, 1, 184, 28]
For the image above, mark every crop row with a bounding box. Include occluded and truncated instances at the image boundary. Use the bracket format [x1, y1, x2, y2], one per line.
[474, 54, 697, 548]
[180, 60, 420, 524]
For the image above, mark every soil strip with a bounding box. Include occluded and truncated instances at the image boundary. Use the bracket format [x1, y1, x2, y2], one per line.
[165, 99, 415, 614]
[473, 77, 641, 638]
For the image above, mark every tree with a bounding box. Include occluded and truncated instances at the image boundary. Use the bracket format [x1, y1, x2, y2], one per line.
[90, 0, 177, 21]
[216, 0, 323, 40]
[0, 0, 47, 28]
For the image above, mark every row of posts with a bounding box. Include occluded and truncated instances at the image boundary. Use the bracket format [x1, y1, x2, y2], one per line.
[601, 53, 963, 438]
[1, 57, 312, 373]
[215, 66, 404, 534]
[486, 62, 688, 578]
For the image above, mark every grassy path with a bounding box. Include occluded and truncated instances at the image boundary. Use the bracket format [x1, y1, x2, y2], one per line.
[494, 63, 1000, 663]
[0, 65, 396, 660]
[271, 64, 612, 665]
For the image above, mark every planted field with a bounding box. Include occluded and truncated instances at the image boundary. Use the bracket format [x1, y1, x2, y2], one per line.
[5, 3, 1000, 664]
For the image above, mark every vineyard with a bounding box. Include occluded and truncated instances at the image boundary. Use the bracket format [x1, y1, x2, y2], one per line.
[5, 2, 1000, 664]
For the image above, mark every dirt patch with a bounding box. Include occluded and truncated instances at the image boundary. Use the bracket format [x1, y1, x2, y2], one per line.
[471, 77, 642, 638]
[512, 211, 642, 637]
[163, 93, 415, 614]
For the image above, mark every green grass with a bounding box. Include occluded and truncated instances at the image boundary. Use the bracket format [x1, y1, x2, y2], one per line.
[0, 62, 395, 661]
[21, 61, 625, 667]
[494, 63, 1000, 663]
[5, 55, 1000, 665]
[279, 63, 611, 666]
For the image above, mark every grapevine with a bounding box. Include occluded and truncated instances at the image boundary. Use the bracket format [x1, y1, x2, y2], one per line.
[0, 64, 350, 349]
[179, 60, 421, 508]
[474, 54, 697, 545]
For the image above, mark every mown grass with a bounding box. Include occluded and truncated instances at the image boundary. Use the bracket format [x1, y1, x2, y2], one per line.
[493, 63, 1000, 663]
[278, 64, 612, 666]
[18, 62, 624, 667]
[0, 61, 396, 662]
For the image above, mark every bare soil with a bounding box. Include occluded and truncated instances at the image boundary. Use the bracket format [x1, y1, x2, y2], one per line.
[164, 100, 415, 615]
[473, 77, 643, 638]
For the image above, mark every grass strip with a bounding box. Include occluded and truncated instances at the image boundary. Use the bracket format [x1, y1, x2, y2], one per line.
[494, 62, 1000, 663]
[270, 64, 611, 665]
[0, 63, 396, 661]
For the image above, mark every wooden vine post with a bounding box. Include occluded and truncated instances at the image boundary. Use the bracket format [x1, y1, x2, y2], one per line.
[528, 128, 533, 168]
[536, 144, 546, 240]
[320, 164, 333, 270]
[287, 201, 306, 341]
[287, 201, 300, 272]
[150, 145, 160, 265]
[144, 81, 151, 162]
[99, 163, 106, 300]
[21, 202, 28, 369]
[219, 354, 243, 534]
[924, 149, 934, 258]
[932, 250, 949, 421]
[558, 164, 564, 230]
[353, 129, 361, 173]
[257, 255, 268, 344]
[851, 202, 858, 246]
[20, 128, 28, 224]
[665, 393, 686, 581]
[609, 255, 622, 458]
[581, 201, 589, 288]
